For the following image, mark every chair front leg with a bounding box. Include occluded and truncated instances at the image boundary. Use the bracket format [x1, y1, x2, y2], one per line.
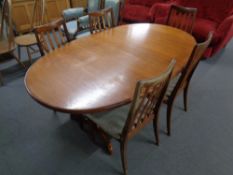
[153, 115, 160, 145]
[120, 140, 128, 175]
[166, 99, 175, 136]
[183, 83, 190, 112]
[0, 71, 3, 86]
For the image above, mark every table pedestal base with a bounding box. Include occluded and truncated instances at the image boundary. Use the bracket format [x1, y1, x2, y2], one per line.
[70, 114, 113, 155]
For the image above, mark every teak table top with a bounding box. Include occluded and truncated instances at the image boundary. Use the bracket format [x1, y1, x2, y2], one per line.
[25, 24, 196, 114]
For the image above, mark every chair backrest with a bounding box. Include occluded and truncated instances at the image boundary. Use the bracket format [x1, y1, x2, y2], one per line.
[34, 18, 71, 56]
[122, 59, 176, 140]
[88, 0, 102, 12]
[105, 0, 120, 26]
[170, 32, 213, 97]
[63, 7, 84, 22]
[0, 0, 13, 42]
[166, 5, 197, 34]
[89, 7, 114, 34]
[30, 0, 45, 30]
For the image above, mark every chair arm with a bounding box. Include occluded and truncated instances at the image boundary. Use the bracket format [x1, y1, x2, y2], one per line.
[149, 2, 175, 23]
[215, 15, 233, 49]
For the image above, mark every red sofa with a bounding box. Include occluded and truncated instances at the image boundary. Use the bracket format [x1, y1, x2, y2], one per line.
[149, 0, 233, 57]
[120, 0, 171, 23]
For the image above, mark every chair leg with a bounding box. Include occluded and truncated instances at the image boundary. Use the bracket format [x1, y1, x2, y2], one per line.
[183, 84, 190, 112]
[0, 71, 3, 86]
[12, 51, 26, 69]
[26, 46, 32, 64]
[153, 115, 159, 145]
[120, 141, 128, 175]
[17, 45, 21, 60]
[166, 100, 174, 136]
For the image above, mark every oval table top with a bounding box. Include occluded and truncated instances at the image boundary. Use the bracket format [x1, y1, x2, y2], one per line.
[25, 24, 196, 114]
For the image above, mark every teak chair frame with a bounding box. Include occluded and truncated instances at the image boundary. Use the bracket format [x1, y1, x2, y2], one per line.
[0, 0, 25, 85]
[89, 7, 115, 34]
[165, 32, 213, 136]
[87, 60, 176, 175]
[34, 18, 71, 56]
[166, 5, 197, 34]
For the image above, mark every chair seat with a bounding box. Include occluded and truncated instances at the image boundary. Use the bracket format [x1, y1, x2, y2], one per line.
[0, 39, 16, 55]
[76, 29, 91, 39]
[165, 73, 181, 98]
[87, 104, 130, 139]
[15, 33, 37, 46]
[66, 21, 78, 35]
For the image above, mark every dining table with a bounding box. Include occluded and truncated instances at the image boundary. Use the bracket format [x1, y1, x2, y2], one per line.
[25, 23, 196, 113]
[24, 23, 196, 153]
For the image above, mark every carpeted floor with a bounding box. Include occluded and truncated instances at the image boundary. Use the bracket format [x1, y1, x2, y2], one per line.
[0, 39, 233, 175]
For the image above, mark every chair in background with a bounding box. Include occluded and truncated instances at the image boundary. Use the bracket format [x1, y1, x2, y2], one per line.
[165, 32, 213, 136]
[62, 7, 85, 39]
[77, 0, 102, 32]
[89, 7, 114, 34]
[86, 60, 176, 175]
[104, 0, 120, 26]
[14, 0, 45, 64]
[34, 18, 71, 56]
[166, 5, 197, 34]
[0, 0, 24, 85]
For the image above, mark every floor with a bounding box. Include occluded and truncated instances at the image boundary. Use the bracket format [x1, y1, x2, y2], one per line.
[0, 39, 233, 175]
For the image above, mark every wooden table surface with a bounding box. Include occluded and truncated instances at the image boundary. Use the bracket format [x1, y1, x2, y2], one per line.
[25, 24, 196, 114]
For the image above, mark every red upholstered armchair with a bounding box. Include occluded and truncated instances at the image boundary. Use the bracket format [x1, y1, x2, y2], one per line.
[150, 0, 233, 58]
[120, 0, 172, 23]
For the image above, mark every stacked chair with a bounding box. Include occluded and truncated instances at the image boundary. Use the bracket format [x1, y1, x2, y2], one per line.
[0, 0, 24, 85]
[63, 0, 120, 39]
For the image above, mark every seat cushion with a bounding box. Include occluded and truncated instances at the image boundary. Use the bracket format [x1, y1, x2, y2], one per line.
[122, 4, 151, 22]
[78, 15, 89, 29]
[87, 105, 130, 139]
[192, 18, 219, 44]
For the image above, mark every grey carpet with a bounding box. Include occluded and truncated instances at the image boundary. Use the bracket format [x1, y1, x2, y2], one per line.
[0, 40, 233, 175]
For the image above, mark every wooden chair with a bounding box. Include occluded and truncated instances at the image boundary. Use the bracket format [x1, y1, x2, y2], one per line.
[165, 32, 213, 136]
[34, 18, 71, 56]
[86, 60, 176, 175]
[0, 0, 24, 85]
[166, 5, 197, 34]
[89, 7, 115, 34]
[14, 0, 45, 64]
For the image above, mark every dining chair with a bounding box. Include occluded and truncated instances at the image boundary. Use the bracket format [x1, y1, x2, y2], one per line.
[89, 7, 115, 34]
[104, 0, 120, 26]
[14, 0, 45, 64]
[34, 18, 71, 56]
[0, 0, 25, 85]
[62, 7, 85, 39]
[77, 0, 102, 31]
[166, 5, 197, 34]
[86, 59, 176, 175]
[165, 32, 213, 136]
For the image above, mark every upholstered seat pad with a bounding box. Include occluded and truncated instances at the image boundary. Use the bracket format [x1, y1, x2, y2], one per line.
[87, 104, 130, 139]
[122, 5, 151, 22]
[66, 21, 78, 35]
